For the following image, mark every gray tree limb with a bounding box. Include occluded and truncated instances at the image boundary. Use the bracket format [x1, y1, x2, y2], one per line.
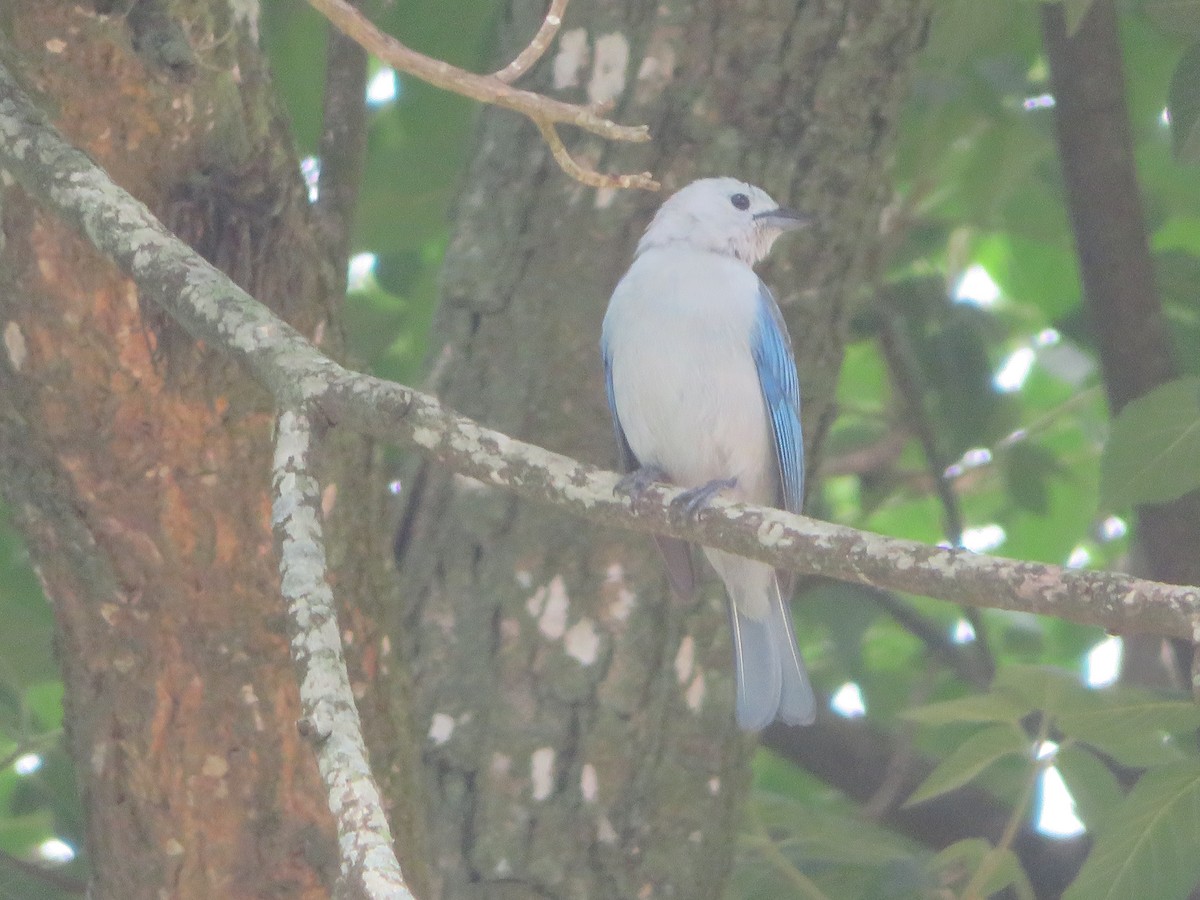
[1, 57, 1197, 646]
[272, 409, 415, 900]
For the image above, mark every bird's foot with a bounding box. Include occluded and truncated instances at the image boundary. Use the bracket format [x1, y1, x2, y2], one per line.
[615, 466, 669, 500]
[671, 477, 737, 520]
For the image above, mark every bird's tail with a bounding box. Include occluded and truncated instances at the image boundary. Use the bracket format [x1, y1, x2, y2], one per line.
[708, 551, 816, 730]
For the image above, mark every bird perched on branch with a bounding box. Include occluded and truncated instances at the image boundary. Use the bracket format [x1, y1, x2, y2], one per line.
[601, 177, 815, 731]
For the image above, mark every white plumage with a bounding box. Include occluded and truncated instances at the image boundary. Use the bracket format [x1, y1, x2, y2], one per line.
[601, 177, 816, 730]
[605, 249, 776, 525]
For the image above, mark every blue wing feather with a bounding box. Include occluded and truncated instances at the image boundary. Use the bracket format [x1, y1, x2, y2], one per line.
[751, 282, 804, 514]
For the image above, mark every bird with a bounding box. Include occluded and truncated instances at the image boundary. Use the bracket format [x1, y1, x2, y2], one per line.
[600, 177, 815, 731]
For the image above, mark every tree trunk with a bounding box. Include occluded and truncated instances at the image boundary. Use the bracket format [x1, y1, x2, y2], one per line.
[0, 4, 418, 897]
[392, 0, 930, 896]
[1041, 0, 1200, 691]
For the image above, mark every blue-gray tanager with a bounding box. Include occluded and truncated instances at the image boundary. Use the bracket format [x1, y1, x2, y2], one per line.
[601, 177, 815, 730]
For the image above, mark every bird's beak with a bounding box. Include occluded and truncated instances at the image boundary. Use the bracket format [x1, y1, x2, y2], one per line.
[754, 207, 810, 231]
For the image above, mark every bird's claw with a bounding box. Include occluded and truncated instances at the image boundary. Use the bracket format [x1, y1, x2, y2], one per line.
[615, 466, 668, 499]
[670, 477, 737, 521]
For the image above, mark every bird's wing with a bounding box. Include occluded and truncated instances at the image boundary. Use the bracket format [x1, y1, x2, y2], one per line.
[602, 335, 696, 599]
[751, 280, 804, 515]
[601, 340, 637, 473]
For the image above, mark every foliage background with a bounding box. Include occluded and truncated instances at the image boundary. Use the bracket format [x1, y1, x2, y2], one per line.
[4, 0, 1200, 897]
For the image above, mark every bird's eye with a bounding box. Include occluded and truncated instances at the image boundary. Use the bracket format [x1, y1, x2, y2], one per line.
[730, 193, 750, 211]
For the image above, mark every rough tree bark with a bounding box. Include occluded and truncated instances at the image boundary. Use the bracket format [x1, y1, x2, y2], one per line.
[389, 1, 930, 896]
[0, 4, 418, 897]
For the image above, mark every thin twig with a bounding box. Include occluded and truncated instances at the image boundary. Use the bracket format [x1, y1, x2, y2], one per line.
[305, 0, 659, 191]
[271, 408, 415, 900]
[493, 0, 569, 83]
[534, 118, 654, 190]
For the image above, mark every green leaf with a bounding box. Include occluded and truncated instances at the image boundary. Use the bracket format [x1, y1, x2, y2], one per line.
[1169, 44, 1200, 163]
[931, 839, 1035, 900]
[1063, 762, 1200, 900]
[259, 3, 328, 153]
[993, 664, 1086, 718]
[902, 692, 1029, 726]
[919, 0, 1040, 69]
[834, 341, 890, 413]
[915, 309, 1010, 452]
[794, 582, 882, 679]
[30, 746, 86, 853]
[1056, 746, 1125, 828]
[905, 724, 1030, 807]
[0, 511, 57, 689]
[1152, 220, 1200, 257]
[753, 793, 917, 866]
[973, 231, 1082, 319]
[1004, 442, 1063, 515]
[344, 280, 409, 370]
[1100, 376, 1200, 508]
[0, 808, 54, 854]
[23, 681, 65, 733]
[997, 430, 1109, 570]
[1154, 249, 1200, 379]
[930, 838, 990, 889]
[983, 848, 1036, 900]
[739, 779, 930, 900]
[1057, 691, 1200, 767]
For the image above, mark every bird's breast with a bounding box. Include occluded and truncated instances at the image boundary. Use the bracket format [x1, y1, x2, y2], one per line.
[604, 251, 776, 503]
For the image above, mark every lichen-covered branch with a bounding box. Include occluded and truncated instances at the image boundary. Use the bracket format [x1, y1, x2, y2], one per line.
[272, 409, 414, 900]
[1, 56, 1198, 651]
[305, 0, 659, 190]
[321, 376, 1200, 639]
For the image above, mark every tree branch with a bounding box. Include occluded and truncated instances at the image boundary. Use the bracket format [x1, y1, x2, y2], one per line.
[305, 0, 659, 191]
[1, 58, 1198, 645]
[1040, 0, 1175, 414]
[1042, 0, 1200, 689]
[492, 0, 569, 84]
[272, 408, 414, 900]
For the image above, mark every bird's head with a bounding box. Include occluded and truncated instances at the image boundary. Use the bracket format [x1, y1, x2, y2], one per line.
[637, 177, 809, 265]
